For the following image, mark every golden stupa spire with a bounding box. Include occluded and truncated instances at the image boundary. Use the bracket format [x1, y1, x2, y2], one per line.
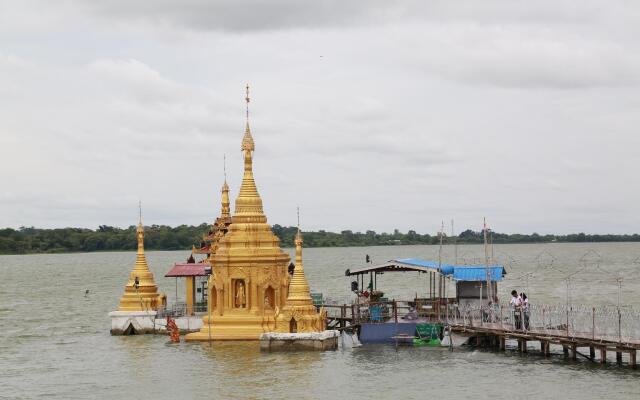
[235, 84, 265, 222]
[221, 154, 230, 217]
[133, 200, 149, 272]
[116, 201, 163, 311]
[286, 207, 313, 305]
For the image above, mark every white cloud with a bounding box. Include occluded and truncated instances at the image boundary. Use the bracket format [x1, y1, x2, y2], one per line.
[0, 1, 639, 234]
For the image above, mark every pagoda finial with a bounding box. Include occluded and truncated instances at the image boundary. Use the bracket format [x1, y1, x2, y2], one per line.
[245, 84, 250, 122]
[235, 84, 263, 221]
[136, 201, 145, 252]
[221, 156, 230, 217]
[223, 153, 227, 183]
[295, 206, 303, 245]
[241, 84, 255, 152]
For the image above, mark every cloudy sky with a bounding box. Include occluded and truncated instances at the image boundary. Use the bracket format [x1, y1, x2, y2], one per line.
[1, 1, 639, 234]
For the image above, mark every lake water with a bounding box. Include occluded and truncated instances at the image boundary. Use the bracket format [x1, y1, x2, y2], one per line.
[1, 243, 639, 399]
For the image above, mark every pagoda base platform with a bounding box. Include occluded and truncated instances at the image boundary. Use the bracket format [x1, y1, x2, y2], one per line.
[184, 312, 281, 341]
[259, 330, 340, 351]
[109, 310, 158, 335]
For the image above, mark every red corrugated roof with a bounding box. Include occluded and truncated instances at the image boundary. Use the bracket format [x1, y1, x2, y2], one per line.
[165, 263, 208, 277]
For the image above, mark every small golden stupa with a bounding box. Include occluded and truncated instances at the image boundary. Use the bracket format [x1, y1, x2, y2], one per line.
[275, 222, 326, 333]
[186, 86, 324, 341]
[116, 207, 166, 312]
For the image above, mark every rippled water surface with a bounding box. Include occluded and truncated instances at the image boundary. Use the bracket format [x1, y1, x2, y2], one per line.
[1, 243, 640, 399]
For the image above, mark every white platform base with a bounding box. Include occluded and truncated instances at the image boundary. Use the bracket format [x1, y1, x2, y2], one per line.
[109, 310, 158, 335]
[259, 330, 340, 351]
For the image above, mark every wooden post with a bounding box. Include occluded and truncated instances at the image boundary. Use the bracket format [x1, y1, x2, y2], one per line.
[563, 345, 569, 357]
[500, 336, 506, 351]
[600, 347, 607, 364]
[522, 340, 527, 353]
[340, 304, 345, 329]
[589, 346, 595, 360]
[616, 351, 623, 365]
[393, 300, 398, 324]
[592, 307, 595, 340]
[571, 344, 577, 360]
[630, 350, 637, 369]
[545, 341, 551, 356]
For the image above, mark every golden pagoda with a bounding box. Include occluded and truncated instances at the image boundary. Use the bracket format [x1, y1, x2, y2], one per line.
[275, 223, 326, 333]
[187, 86, 321, 341]
[116, 209, 166, 312]
[191, 169, 232, 258]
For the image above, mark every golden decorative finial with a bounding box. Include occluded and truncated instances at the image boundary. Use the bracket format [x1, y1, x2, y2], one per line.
[245, 84, 250, 121]
[295, 206, 303, 247]
[236, 84, 261, 221]
[138, 200, 142, 225]
[223, 153, 227, 182]
[241, 84, 255, 152]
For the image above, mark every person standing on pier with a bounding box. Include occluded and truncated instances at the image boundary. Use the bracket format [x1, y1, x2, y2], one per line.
[521, 293, 530, 331]
[510, 290, 522, 329]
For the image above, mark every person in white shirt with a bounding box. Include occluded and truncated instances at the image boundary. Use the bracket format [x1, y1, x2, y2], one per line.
[510, 290, 522, 329]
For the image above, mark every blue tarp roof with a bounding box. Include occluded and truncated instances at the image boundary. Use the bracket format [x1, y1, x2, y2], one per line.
[395, 258, 505, 282]
[346, 258, 505, 281]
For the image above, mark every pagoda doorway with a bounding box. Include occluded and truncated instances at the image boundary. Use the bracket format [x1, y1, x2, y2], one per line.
[264, 286, 275, 310]
[289, 318, 297, 333]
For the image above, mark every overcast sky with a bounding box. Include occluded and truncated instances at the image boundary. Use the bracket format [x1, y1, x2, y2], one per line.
[1, 1, 639, 234]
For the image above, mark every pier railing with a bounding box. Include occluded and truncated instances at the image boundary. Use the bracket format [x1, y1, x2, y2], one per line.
[323, 299, 640, 346]
[446, 303, 640, 346]
[156, 302, 208, 318]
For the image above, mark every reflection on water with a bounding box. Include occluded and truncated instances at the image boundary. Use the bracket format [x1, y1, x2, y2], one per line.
[1, 243, 639, 399]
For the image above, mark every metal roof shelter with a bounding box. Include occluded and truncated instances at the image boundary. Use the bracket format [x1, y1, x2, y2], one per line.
[345, 258, 506, 282]
[164, 263, 209, 278]
[164, 263, 210, 315]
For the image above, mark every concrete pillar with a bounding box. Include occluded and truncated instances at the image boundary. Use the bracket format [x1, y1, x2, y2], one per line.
[185, 276, 195, 315]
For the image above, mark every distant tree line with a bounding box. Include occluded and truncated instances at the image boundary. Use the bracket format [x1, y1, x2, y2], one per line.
[1, 224, 639, 255]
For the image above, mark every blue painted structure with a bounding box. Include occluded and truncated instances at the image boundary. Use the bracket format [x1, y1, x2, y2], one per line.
[359, 322, 418, 344]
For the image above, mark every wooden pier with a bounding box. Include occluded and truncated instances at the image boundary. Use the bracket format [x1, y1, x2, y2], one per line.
[451, 323, 638, 368]
[323, 301, 640, 369]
